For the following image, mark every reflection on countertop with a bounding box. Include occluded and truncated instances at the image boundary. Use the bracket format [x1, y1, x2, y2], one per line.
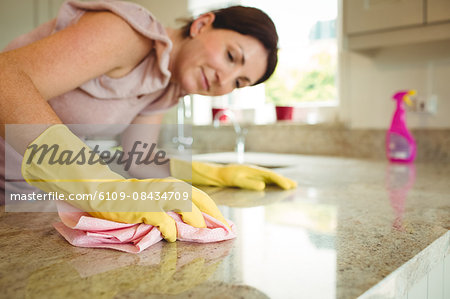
[0, 155, 449, 298]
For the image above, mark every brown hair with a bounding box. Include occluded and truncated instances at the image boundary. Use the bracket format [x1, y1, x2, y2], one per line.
[180, 6, 279, 85]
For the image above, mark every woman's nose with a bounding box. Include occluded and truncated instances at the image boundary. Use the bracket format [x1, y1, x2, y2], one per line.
[217, 67, 239, 91]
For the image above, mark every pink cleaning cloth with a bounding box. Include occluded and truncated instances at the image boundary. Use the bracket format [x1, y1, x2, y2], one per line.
[53, 202, 236, 253]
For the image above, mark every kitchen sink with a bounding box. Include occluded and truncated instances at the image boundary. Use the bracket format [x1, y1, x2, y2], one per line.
[192, 152, 303, 168]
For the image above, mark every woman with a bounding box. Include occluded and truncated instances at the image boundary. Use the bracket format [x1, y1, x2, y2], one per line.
[0, 1, 296, 242]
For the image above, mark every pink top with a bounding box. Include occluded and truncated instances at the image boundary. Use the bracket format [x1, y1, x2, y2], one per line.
[1, 0, 185, 198]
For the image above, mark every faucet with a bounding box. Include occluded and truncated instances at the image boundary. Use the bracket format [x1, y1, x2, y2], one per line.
[173, 95, 193, 151]
[213, 109, 247, 163]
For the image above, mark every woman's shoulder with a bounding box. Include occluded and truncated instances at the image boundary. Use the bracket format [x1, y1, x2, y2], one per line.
[55, 1, 174, 98]
[56, 0, 171, 45]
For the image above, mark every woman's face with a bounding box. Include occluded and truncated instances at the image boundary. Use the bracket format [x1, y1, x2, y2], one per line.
[170, 13, 268, 96]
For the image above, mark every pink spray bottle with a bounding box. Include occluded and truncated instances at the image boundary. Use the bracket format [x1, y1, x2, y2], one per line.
[386, 90, 417, 163]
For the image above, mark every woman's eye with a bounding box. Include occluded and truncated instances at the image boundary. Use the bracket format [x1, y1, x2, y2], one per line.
[235, 80, 241, 88]
[227, 51, 234, 62]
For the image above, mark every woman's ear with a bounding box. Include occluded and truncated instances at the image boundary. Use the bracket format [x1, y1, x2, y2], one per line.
[190, 12, 215, 37]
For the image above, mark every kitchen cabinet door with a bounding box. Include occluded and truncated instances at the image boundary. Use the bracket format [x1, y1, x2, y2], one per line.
[428, 0, 450, 22]
[345, 0, 423, 34]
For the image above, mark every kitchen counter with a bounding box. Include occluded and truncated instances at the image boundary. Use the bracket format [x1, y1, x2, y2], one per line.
[0, 155, 449, 298]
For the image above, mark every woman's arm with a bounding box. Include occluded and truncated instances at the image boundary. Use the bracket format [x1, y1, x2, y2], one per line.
[0, 11, 154, 154]
[2, 11, 231, 237]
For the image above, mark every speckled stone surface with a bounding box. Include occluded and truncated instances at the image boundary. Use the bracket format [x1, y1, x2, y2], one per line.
[0, 155, 449, 298]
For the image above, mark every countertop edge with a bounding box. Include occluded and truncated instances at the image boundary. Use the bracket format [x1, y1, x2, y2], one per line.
[360, 230, 450, 298]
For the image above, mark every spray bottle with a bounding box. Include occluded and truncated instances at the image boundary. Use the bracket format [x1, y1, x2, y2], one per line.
[386, 90, 417, 163]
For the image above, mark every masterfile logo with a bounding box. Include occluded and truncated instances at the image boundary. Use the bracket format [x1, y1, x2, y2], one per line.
[25, 141, 169, 171]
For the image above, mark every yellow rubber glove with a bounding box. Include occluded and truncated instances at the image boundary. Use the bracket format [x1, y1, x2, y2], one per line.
[170, 158, 297, 191]
[200, 185, 296, 207]
[21, 125, 228, 242]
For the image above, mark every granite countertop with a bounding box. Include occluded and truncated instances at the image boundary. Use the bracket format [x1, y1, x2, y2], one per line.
[0, 155, 449, 298]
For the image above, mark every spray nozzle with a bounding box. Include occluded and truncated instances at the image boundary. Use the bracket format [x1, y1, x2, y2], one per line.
[393, 90, 416, 106]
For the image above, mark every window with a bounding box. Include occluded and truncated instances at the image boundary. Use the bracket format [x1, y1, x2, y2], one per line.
[189, 0, 338, 125]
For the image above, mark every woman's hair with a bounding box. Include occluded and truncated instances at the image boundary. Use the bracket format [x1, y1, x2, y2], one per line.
[180, 6, 279, 85]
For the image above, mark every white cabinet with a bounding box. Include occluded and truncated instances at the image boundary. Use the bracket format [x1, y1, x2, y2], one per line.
[344, 0, 450, 50]
[345, 0, 423, 35]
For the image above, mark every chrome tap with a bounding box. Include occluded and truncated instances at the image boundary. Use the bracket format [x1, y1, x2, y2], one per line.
[213, 110, 247, 163]
[173, 95, 193, 151]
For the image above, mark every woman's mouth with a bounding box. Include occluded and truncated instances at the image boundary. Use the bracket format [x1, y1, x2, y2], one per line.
[201, 68, 210, 91]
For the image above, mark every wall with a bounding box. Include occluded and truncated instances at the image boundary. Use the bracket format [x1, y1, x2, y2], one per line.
[190, 124, 450, 162]
[127, 0, 188, 27]
[339, 33, 450, 130]
[0, 0, 65, 50]
[0, 0, 188, 50]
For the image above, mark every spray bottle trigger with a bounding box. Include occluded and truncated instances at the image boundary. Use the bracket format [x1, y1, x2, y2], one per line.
[403, 90, 416, 106]
[403, 96, 413, 106]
